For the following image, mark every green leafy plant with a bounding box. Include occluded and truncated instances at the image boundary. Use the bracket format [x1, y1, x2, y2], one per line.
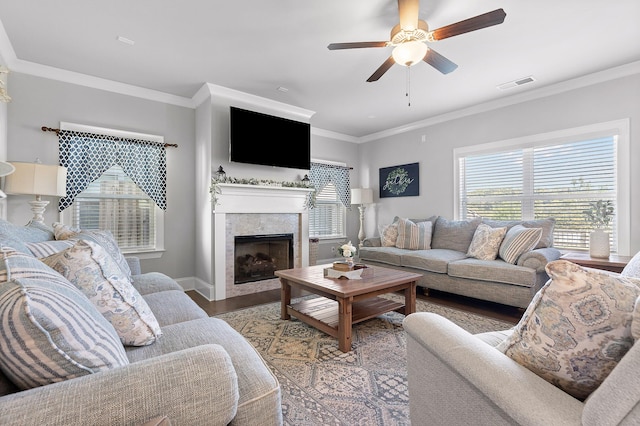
[583, 200, 614, 229]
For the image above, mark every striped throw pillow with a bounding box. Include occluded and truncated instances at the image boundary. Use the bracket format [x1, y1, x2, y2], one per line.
[0, 249, 128, 390]
[42, 240, 162, 346]
[499, 225, 543, 264]
[395, 218, 432, 250]
[25, 240, 75, 258]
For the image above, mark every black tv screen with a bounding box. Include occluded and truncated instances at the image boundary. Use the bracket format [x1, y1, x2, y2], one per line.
[229, 106, 311, 170]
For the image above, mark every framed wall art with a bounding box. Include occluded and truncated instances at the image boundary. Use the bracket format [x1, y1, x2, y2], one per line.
[379, 162, 419, 198]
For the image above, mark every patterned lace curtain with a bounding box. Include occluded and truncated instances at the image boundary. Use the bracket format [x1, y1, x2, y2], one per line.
[308, 162, 351, 208]
[58, 129, 167, 211]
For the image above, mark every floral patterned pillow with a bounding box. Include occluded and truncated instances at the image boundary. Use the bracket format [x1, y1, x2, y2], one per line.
[379, 222, 399, 247]
[497, 260, 640, 399]
[467, 224, 507, 261]
[42, 240, 162, 346]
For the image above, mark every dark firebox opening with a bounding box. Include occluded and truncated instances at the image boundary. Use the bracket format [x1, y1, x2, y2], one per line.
[234, 233, 294, 284]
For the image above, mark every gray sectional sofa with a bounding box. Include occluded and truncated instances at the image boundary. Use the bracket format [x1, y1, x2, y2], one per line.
[0, 219, 282, 425]
[359, 216, 561, 308]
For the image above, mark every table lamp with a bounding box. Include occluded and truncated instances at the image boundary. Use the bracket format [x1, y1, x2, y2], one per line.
[0, 161, 16, 198]
[351, 188, 373, 247]
[4, 161, 67, 223]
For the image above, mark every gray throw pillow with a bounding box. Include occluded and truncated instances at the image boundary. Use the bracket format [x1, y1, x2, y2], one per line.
[431, 217, 481, 253]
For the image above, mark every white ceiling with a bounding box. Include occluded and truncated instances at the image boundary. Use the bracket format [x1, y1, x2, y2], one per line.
[1, 1, 639, 139]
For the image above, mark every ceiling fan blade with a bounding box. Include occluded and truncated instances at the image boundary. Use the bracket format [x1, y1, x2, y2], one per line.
[328, 41, 388, 50]
[429, 8, 506, 41]
[367, 56, 396, 82]
[423, 48, 458, 74]
[398, 0, 419, 31]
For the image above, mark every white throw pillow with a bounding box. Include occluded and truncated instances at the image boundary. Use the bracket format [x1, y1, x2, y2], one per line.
[42, 240, 162, 346]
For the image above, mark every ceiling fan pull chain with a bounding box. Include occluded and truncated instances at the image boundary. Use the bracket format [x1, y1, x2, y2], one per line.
[406, 67, 411, 107]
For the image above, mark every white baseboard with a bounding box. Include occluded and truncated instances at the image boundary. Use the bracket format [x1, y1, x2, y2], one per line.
[174, 276, 216, 301]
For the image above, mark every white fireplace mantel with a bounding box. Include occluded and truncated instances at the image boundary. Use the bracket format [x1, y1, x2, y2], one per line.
[210, 184, 314, 300]
[212, 183, 313, 214]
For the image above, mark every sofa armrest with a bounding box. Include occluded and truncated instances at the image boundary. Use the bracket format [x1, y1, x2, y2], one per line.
[404, 313, 583, 425]
[362, 237, 381, 247]
[126, 256, 142, 275]
[0, 344, 239, 426]
[516, 247, 561, 272]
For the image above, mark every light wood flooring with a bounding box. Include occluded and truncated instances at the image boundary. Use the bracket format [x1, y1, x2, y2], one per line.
[187, 287, 523, 324]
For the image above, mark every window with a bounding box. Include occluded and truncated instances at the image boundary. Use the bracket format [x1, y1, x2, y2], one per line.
[455, 120, 630, 254]
[307, 161, 351, 240]
[68, 165, 159, 252]
[59, 122, 165, 256]
[309, 182, 346, 238]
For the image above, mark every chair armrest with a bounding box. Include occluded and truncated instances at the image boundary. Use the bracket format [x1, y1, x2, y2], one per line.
[403, 313, 583, 425]
[126, 256, 142, 275]
[517, 247, 561, 272]
[362, 237, 381, 247]
[0, 344, 239, 426]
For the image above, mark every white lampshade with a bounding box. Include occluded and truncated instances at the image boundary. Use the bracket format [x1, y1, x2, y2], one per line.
[351, 188, 373, 205]
[4, 162, 67, 197]
[392, 41, 428, 67]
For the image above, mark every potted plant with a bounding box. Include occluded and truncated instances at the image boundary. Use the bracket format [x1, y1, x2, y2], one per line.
[337, 241, 357, 265]
[583, 200, 614, 258]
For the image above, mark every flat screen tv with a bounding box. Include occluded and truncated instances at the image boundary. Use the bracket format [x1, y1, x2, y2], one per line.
[229, 106, 311, 170]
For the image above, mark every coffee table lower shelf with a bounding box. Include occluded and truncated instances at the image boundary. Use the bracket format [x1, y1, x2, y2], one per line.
[287, 296, 404, 339]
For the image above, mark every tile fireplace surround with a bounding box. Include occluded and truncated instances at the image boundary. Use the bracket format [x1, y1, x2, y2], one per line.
[211, 183, 314, 300]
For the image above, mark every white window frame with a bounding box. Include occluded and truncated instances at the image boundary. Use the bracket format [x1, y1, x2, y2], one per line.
[308, 159, 348, 241]
[58, 122, 165, 259]
[453, 119, 630, 255]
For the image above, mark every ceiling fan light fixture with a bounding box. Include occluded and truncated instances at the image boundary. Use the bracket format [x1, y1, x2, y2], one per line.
[392, 41, 428, 67]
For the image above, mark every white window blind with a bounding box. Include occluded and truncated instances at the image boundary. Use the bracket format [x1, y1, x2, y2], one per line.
[309, 182, 346, 238]
[459, 136, 618, 252]
[71, 165, 156, 252]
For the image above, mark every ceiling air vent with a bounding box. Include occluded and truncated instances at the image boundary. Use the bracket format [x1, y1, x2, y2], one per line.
[497, 76, 536, 91]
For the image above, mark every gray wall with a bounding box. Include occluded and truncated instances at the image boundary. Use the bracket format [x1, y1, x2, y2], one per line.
[5, 73, 197, 278]
[361, 73, 640, 254]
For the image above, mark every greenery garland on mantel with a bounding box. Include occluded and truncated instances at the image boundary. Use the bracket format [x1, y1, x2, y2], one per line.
[210, 176, 316, 208]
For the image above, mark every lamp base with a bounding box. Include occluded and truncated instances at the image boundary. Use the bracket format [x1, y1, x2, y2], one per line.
[28, 199, 49, 224]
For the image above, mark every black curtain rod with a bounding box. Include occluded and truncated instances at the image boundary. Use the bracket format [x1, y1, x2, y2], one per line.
[41, 126, 178, 148]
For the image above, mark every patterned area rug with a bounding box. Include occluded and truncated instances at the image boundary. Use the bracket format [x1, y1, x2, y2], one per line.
[215, 294, 515, 425]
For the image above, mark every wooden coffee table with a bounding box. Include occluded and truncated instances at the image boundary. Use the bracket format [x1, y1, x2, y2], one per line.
[276, 264, 422, 352]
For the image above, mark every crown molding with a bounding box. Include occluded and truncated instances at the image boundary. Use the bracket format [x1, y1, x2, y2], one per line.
[358, 61, 640, 143]
[204, 83, 315, 122]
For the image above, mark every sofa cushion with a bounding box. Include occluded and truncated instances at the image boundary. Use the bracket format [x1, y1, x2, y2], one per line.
[25, 240, 75, 258]
[448, 258, 537, 287]
[431, 217, 481, 252]
[41, 240, 162, 346]
[466, 224, 507, 261]
[482, 218, 555, 249]
[142, 290, 208, 327]
[53, 223, 132, 279]
[396, 218, 432, 250]
[400, 249, 467, 274]
[0, 249, 128, 390]
[125, 317, 280, 424]
[0, 219, 55, 255]
[498, 225, 542, 264]
[131, 272, 184, 295]
[358, 246, 407, 266]
[497, 260, 640, 400]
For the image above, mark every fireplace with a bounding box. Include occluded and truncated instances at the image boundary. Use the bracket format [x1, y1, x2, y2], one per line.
[234, 233, 293, 284]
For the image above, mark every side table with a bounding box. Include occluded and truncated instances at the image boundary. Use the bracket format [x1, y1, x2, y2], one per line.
[560, 252, 632, 274]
